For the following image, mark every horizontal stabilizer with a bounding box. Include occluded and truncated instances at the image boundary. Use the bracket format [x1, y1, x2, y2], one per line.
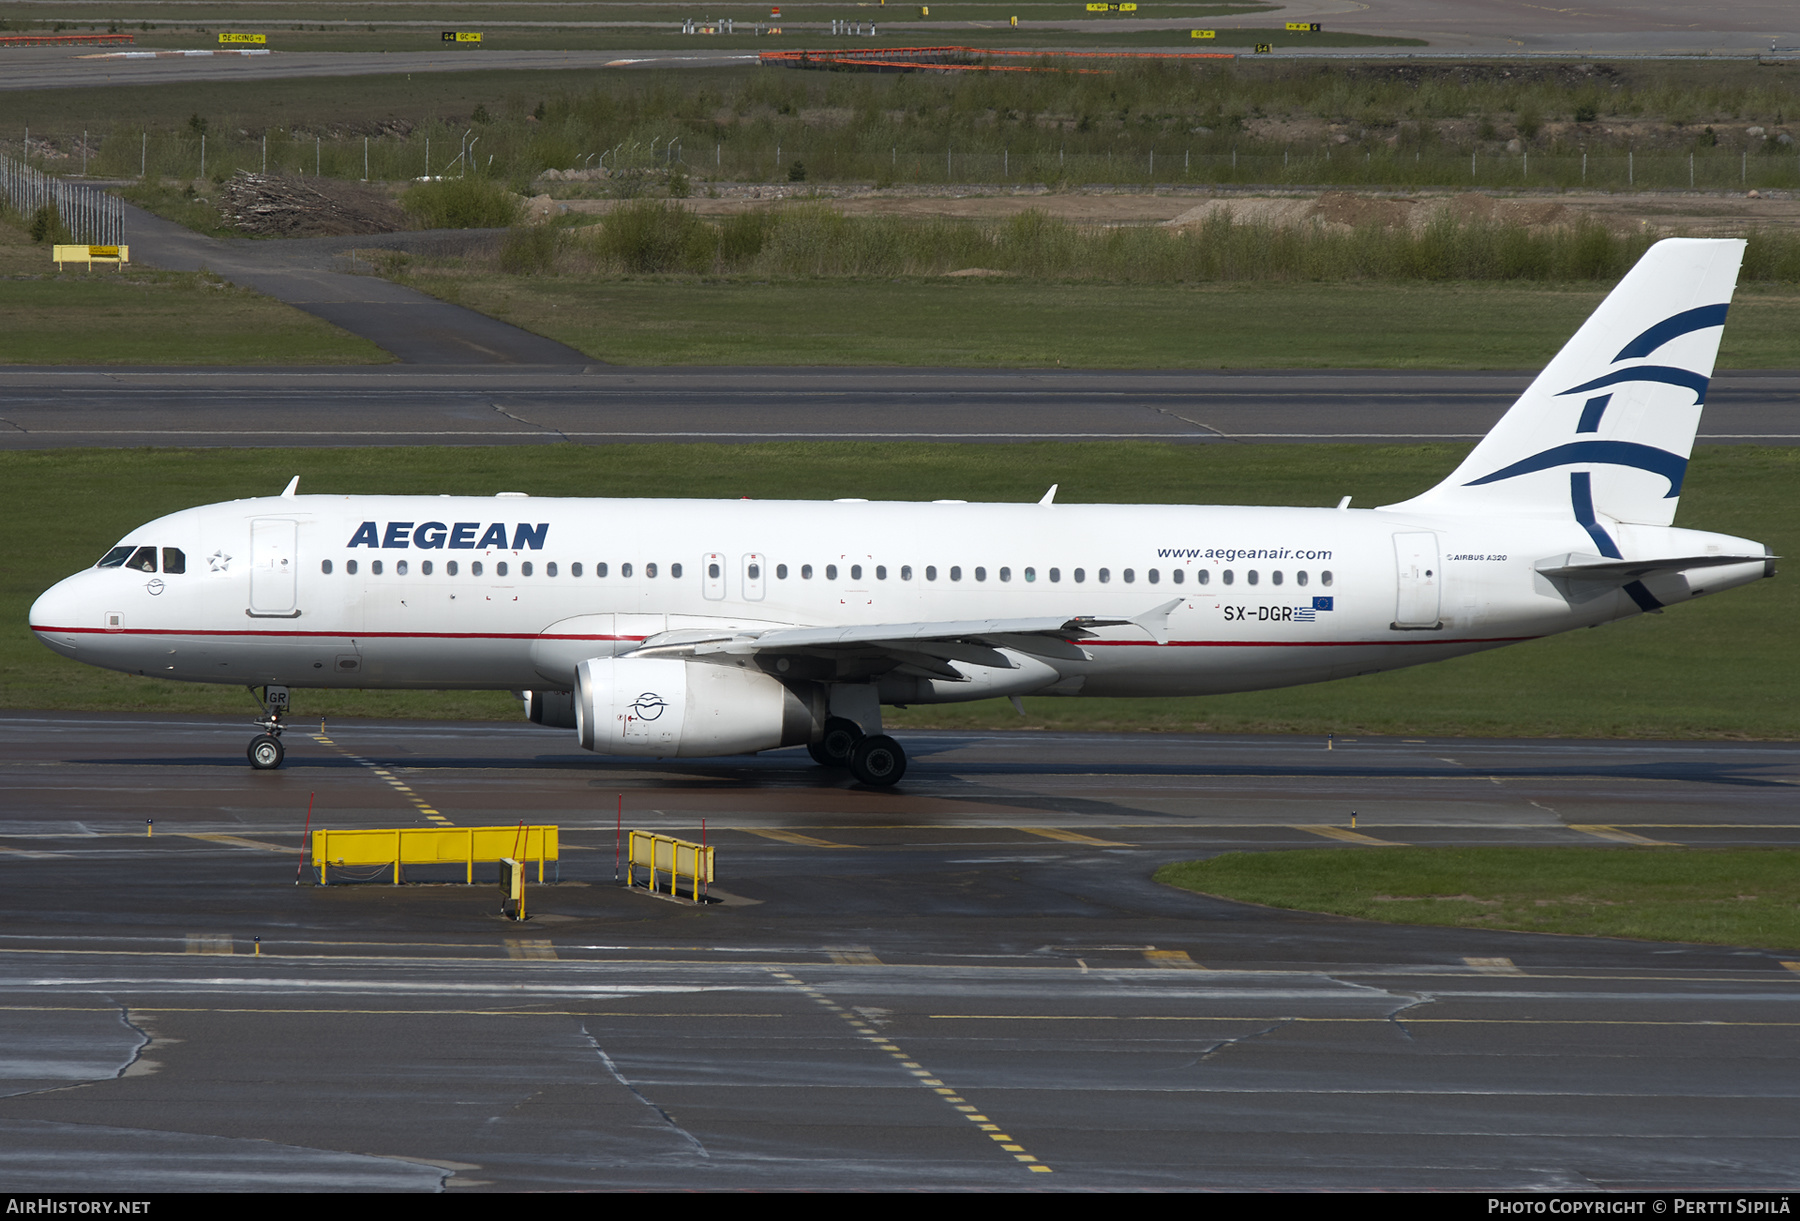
[1534, 552, 1771, 582]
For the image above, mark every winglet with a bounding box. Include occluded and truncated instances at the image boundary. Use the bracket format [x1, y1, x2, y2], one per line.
[1128, 598, 1184, 645]
[280, 476, 300, 499]
[1038, 484, 1058, 506]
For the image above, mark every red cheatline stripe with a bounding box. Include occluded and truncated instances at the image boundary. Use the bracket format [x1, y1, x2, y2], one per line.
[32, 625, 1536, 648]
[29, 626, 648, 642]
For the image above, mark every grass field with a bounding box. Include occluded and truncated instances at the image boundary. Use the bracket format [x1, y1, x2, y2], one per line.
[395, 274, 1800, 368]
[1154, 848, 1800, 950]
[0, 214, 389, 365]
[4, 443, 1793, 738]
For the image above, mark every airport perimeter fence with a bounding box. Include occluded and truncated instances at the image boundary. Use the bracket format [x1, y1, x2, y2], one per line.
[12, 127, 1800, 196]
[0, 155, 124, 244]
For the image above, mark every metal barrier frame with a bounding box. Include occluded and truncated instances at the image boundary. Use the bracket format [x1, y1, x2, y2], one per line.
[627, 830, 713, 902]
[312, 825, 558, 885]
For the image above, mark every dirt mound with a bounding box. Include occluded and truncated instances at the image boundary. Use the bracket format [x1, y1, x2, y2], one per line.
[1309, 190, 1421, 229]
[1440, 192, 1570, 227]
[216, 172, 409, 237]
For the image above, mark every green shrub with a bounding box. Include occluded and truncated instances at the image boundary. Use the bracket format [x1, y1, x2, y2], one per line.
[593, 199, 712, 273]
[400, 177, 521, 229]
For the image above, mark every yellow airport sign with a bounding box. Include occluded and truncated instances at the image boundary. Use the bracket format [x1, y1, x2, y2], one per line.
[218, 32, 266, 44]
[1284, 21, 1321, 31]
[1191, 29, 1214, 37]
[442, 31, 483, 42]
[1254, 42, 1271, 52]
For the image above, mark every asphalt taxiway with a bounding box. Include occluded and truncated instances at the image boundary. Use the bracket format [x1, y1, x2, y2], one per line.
[2, 365, 1796, 449]
[1, 712, 1796, 1190]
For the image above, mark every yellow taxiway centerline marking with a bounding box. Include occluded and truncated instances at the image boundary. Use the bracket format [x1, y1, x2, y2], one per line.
[1297, 824, 1405, 846]
[1463, 957, 1524, 975]
[179, 833, 297, 853]
[1568, 824, 1678, 846]
[828, 949, 884, 965]
[1017, 826, 1132, 847]
[768, 966, 1053, 1173]
[741, 827, 851, 848]
[1143, 949, 1206, 969]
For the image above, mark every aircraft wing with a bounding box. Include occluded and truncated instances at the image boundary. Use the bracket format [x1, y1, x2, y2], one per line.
[627, 599, 1187, 670]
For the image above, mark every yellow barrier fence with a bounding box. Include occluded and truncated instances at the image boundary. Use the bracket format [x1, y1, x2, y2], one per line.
[53, 244, 129, 270]
[627, 830, 713, 902]
[312, 824, 558, 885]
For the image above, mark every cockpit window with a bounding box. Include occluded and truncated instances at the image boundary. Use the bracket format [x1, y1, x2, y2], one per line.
[97, 546, 134, 568]
[125, 547, 157, 573]
[161, 548, 186, 575]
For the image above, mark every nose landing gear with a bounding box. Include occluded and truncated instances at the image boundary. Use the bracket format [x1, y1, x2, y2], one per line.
[247, 684, 290, 770]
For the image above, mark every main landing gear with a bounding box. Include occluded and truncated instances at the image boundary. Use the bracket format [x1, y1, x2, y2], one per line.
[247, 685, 289, 770]
[808, 716, 907, 787]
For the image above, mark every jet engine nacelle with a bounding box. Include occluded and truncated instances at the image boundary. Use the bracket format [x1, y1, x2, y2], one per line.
[574, 656, 815, 757]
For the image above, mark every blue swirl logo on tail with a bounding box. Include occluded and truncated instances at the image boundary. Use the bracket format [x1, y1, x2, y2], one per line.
[1462, 303, 1726, 497]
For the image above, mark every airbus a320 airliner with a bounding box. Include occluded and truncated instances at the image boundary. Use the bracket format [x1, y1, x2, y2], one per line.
[30, 239, 1772, 786]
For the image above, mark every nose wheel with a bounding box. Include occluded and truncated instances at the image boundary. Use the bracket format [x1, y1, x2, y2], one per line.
[248, 733, 285, 770]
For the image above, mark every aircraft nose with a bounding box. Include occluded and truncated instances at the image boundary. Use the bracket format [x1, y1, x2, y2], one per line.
[29, 576, 85, 656]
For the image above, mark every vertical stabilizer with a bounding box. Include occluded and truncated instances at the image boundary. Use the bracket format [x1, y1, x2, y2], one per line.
[1382, 238, 1744, 528]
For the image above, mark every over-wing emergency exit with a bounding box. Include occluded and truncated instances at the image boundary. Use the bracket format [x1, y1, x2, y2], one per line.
[29, 239, 1772, 786]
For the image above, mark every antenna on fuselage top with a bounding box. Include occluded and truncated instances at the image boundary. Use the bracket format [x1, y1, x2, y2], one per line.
[280, 476, 299, 498]
[1038, 484, 1058, 506]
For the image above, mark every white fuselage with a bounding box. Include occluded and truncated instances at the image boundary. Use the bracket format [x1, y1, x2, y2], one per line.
[27, 493, 1768, 701]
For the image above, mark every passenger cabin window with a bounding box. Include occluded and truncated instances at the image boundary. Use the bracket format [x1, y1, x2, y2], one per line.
[671, 563, 683, 579]
[1171, 569, 1183, 585]
[621, 563, 633, 578]
[161, 548, 186, 574]
[1296, 571, 1307, 586]
[1271, 570, 1283, 586]
[925, 566, 937, 581]
[1098, 568, 1110, 584]
[547, 562, 558, 578]
[801, 564, 813, 579]
[974, 567, 986, 582]
[1147, 569, 1158, 585]
[571, 563, 582, 577]
[1247, 570, 1258, 585]
[321, 559, 333, 575]
[826, 565, 838, 580]
[1049, 568, 1060, 583]
[97, 546, 134, 568]
[521, 562, 533, 577]
[372, 560, 384, 575]
[471, 561, 483, 576]
[597, 563, 608, 578]
[346, 559, 359, 575]
[1321, 570, 1334, 586]
[422, 561, 433, 576]
[949, 566, 962, 581]
[496, 562, 508, 577]
[1196, 569, 1209, 585]
[777, 564, 789, 579]
[998, 567, 1010, 582]
[1073, 568, 1085, 583]
[396, 560, 409, 576]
